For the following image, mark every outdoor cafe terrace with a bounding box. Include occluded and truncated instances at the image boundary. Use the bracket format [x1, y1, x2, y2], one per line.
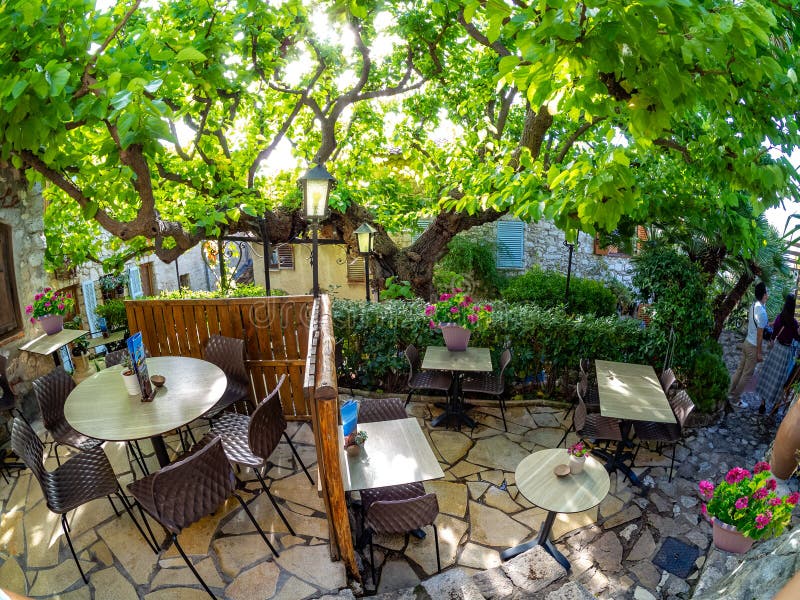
[0, 295, 798, 600]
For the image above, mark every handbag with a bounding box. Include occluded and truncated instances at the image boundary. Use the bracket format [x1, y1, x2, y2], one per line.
[752, 303, 773, 341]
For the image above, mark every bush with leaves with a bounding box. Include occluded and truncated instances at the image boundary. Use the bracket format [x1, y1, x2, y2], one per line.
[501, 267, 617, 317]
[433, 234, 504, 297]
[95, 299, 128, 331]
[144, 284, 286, 300]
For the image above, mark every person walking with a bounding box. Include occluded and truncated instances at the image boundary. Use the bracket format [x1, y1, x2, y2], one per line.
[755, 294, 800, 414]
[729, 282, 769, 408]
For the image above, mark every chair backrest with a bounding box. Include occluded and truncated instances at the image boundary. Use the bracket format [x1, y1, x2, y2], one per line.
[0, 353, 15, 402]
[203, 335, 249, 388]
[248, 374, 288, 460]
[104, 349, 126, 368]
[405, 345, 420, 381]
[579, 358, 591, 375]
[498, 349, 512, 377]
[33, 367, 75, 434]
[574, 393, 587, 433]
[669, 389, 695, 428]
[358, 398, 407, 423]
[365, 492, 439, 534]
[660, 368, 676, 394]
[11, 417, 48, 491]
[577, 372, 588, 400]
[151, 435, 235, 533]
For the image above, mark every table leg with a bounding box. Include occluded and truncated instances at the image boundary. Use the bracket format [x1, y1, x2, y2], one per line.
[590, 422, 643, 488]
[431, 373, 477, 430]
[150, 436, 171, 468]
[500, 511, 570, 571]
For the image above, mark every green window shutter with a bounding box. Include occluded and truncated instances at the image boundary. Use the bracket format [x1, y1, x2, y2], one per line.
[496, 221, 525, 269]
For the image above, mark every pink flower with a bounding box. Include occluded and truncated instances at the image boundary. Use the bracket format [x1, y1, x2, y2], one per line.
[769, 497, 783, 506]
[453, 288, 462, 293]
[464, 296, 472, 304]
[753, 487, 768, 500]
[439, 293, 451, 301]
[734, 496, 749, 510]
[754, 461, 771, 474]
[467, 314, 478, 324]
[65, 293, 72, 298]
[701, 503, 708, 517]
[429, 320, 436, 329]
[424, 305, 435, 316]
[484, 305, 492, 312]
[725, 467, 751, 485]
[29, 317, 35, 324]
[699, 480, 715, 499]
[25, 305, 33, 314]
[34, 293, 42, 301]
[786, 492, 800, 506]
[766, 478, 777, 491]
[44, 302, 51, 308]
[460, 301, 469, 307]
[755, 511, 772, 529]
[44, 287, 51, 292]
[57, 303, 65, 311]
[450, 306, 459, 314]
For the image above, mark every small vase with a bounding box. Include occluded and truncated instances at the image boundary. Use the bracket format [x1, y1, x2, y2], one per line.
[440, 323, 471, 352]
[712, 518, 755, 553]
[569, 454, 586, 474]
[121, 370, 141, 396]
[37, 314, 64, 335]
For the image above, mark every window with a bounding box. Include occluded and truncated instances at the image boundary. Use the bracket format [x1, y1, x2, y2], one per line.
[496, 220, 525, 269]
[0, 223, 22, 341]
[269, 245, 294, 270]
[347, 257, 366, 282]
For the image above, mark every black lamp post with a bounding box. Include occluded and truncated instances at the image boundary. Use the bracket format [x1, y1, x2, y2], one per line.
[298, 163, 336, 297]
[354, 223, 377, 303]
[564, 237, 578, 310]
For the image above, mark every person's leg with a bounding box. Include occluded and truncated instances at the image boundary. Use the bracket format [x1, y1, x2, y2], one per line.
[730, 342, 758, 403]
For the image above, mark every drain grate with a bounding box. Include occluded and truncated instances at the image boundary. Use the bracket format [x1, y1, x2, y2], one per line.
[652, 536, 700, 579]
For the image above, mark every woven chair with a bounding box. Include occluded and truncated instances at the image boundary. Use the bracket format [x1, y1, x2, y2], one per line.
[128, 435, 277, 599]
[33, 367, 103, 465]
[579, 358, 592, 375]
[404, 345, 453, 407]
[461, 349, 512, 431]
[0, 354, 22, 483]
[632, 390, 695, 482]
[104, 349, 126, 368]
[573, 387, 622, 445]
[200, 335, 252, 420]
[211, 375, 314, 536]
[659, 368, 677, 396]
[558, 370, 601, 447]
[358, 398, 407, 423]
[361, 482, 440, 584]
[12, 417, 154, 584]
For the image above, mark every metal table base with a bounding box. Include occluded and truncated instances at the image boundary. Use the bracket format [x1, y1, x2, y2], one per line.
[500, 510, 570, 571]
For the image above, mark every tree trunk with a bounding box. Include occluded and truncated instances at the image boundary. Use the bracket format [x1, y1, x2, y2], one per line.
[712, 270, 755, 339]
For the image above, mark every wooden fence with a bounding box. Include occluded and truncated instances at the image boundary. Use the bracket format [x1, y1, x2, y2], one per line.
[125, 296, 314, 419]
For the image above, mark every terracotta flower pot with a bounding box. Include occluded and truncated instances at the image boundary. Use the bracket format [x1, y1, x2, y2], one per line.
[569, 455, 586, 474]
[712, 518, 755, 553]
[37, 314, 64, 335]
[440, 324, 471, 352]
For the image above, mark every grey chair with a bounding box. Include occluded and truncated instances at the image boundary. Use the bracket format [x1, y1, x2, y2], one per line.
[404, 345, 453, 407]
[461, 349, 512, 431]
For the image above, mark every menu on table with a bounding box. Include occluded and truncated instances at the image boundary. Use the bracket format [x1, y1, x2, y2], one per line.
[127, 332, 154, 401]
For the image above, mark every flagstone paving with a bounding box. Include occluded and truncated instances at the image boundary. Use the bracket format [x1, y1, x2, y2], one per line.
[2, 373, 799, 599]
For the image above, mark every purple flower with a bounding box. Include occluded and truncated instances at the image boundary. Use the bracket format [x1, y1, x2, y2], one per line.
[25, 305, 33, 314]
[754, 461, 771, 474]
[701, 503, 708, 518]
[734, 496, 749, 510]
[29, 317, 35, 324]
[755, 511, 772, 529]
[698, 480, 715, 499]
[753, 487, 768, 500]
[787, 492, 800, 506]
[467, 314, 478, 324]
[460, 301, 469, 307]
[769, 497, 783, 506]
[464, 295, 472, 304]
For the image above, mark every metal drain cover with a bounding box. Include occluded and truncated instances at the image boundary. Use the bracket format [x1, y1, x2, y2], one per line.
[652, 536, 700, 579]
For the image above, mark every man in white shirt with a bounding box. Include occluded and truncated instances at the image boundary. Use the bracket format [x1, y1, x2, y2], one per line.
[729, 282, 769, 407]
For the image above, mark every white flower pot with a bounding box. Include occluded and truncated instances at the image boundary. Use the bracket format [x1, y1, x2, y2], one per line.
[121, 370, 140, 396]
[569, 454, 586, 474]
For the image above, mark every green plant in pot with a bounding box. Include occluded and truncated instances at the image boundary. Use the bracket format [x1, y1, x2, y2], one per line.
[95, 299, 128, 332]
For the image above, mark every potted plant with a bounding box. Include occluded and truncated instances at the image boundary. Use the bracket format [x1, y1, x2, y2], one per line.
[119, 352, 140, 396]
[567, 442, 590, 474]
[25, 287, 75, 335]
[95, 299, 129, 333]
[698, 462, 800, 553]
[424, 288, 492, 351]
[65, 316, 90, 371]
[344, 430, 368, 456]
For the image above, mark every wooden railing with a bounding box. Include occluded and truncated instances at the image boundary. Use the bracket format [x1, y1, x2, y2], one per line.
[305, 295, 359, 579]
[125, 296, 314, 419]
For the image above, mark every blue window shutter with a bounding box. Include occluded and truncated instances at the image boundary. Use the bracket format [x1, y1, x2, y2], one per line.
[128, 266, 144, 298]
[411, 219, 431, 243]
[496, 221, 525, 269]
[81, 280, 99, 333]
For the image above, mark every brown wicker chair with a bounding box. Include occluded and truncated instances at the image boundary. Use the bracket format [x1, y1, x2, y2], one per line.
[632, 390, 695, 481]
[659, 368, 677, 396]
[12, 417, 154, 584]
[361, 482, 440, 584]
[461, 349, 512, 431]
[33, 367, 102, 465]
[574, 386, 622, 444]
[358, 398, 407, 423]
[211, 375, 314, 536]
[558, 369, 601, 447]
[404, 345, 453, 407]
[128, 435, 277, 599]
[0, 354, 24, 483]
[200, 335, 252, 420]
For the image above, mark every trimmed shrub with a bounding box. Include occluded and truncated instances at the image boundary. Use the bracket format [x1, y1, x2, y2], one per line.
[144, 284, 286, 300]
[501, 267, 617, 317]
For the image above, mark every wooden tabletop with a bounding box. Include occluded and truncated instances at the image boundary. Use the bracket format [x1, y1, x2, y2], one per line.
[595, 360, 676, 424]
[339, 417, 445, 492]
[515, 448, 610, 514]
[20, 329, 89, 356]
[422, 346, 492, 373]
[64, 356, 227, 442]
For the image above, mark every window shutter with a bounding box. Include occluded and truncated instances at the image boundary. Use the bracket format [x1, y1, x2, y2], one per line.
[270, 245, 294, 270]
[81, 280, 99, 333]
[128, 266, 144, 298]
[496, 221, 525, 269]
[411, 219, 431, 243]
[347, 257, 366, 282]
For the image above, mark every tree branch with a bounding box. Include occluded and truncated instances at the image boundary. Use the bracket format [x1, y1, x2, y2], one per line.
[555, 116, 607, 164]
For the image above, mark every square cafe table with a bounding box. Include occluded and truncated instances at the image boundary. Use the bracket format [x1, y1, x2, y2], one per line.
[338, 417, 444, 492]
[594, 360, 676, 486]
[20, 328, 89, 366]
[422, 346, 492, 429]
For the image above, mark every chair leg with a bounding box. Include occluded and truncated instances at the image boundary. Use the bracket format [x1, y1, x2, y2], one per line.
[232, 492, 279, 557]
[107, 495, 120, 517]
[173, 534, 216, 599]
[254, 470, 295, 536]
[127, 442, 149, 478]
[283, 432, 314, 485]
[368, 529, 376, 585]
[556, 422, 574, 449]
[61, 514, 88, 584]
[404, 390, 413, 407]
[668, 443, 676, 483]
[433, 524, 441, 573]
[54, 442, 61, 466]
[134, 500, 161, 551]
[117, 492, 159, 554]
[498, 397, 507, 432]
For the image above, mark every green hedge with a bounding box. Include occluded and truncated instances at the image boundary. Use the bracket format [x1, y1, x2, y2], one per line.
[501, 267, 618, 317]
[332, 299, 656, 398]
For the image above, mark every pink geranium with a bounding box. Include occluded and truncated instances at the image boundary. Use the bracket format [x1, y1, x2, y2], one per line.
[754, 461, 771, 474]
[699, 480, 715, 499]
[755, 511, 772, 529]
[753, 487, 768, 500]
[787, 492, 800, 506]
[734, 497, 749, 510]
[424, 289, 492, 332]
[725, 467, 751, 485]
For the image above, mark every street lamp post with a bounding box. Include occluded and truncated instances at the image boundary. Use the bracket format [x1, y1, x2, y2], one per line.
[298, 163, 336, 297]
[354, 223, 377, 303]
[564, 238, 578, 310]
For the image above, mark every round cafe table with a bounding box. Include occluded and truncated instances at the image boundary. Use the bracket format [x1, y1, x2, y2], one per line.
[500, 448, 610, 570]
[64, 356, 227, 467]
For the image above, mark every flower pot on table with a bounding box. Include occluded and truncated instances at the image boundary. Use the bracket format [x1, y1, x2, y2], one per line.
[37, 314, 64, 335]
[121, 370, 141, 396]
[440, 324, 471, 352]
[569, 454, 586, 474]
[712, 518, 755, 553]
